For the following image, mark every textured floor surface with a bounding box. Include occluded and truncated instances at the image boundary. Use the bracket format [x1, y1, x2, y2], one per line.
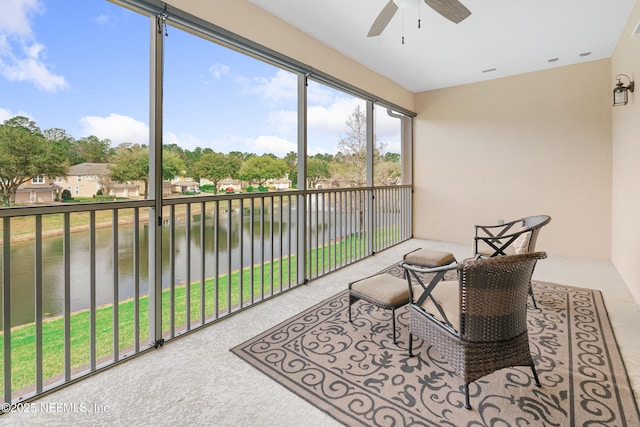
[1, 239, 639, 426]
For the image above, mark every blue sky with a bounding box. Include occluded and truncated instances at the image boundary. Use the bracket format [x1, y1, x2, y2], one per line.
[0, 0, 401, 157]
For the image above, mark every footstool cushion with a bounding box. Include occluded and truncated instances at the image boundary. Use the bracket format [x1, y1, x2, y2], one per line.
[403, 248, 456, 268]
[349, 274, 409, 307]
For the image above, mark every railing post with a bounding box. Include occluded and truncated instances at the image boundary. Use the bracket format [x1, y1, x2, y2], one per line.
[2, 218, 11, 403]
[34, 216, 43, 393]
[63, 213, 71, 380]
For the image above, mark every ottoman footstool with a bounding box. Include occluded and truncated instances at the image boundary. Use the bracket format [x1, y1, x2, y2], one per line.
[348, 274, 410, 344]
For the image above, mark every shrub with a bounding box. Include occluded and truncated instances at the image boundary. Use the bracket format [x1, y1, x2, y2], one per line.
[61, 189, 72, 201]
[258, 185, 268, 192]
[246, 186, 255, 193]
[96, 189, 103, 196]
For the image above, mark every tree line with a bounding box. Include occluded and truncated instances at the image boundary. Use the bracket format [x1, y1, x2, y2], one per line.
[0, 106, 400, 206]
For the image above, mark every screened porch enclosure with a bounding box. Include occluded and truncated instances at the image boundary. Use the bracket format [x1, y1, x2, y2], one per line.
[0, 0, 415, 404]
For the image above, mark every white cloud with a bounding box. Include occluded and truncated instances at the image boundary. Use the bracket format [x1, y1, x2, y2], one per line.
[0, 0, 42, 36]
[307, 82, 339, 106]
[0, 108, 12, 123]
[237, 70, 374, 154]
[267, 109, 297, 135]
[163, 130, 184, 147]
[94, 14, 111, 27]
[308, 96, 362, 135]
[249, 135, 296, 157]
[374, 108, 402, 146]
[209, 63, 230, 79]
[244, 69, 297, 104]
[0, 0, 68, 93]
[164, 130, 212, 152]
[257, 89, 366, 155]
[80, 113, 148, 146]
[0, 107, 31, 123]
[0, 41, 68, 92]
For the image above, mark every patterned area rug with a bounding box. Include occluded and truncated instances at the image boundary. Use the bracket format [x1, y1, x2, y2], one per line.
[232, 264, 640, 426]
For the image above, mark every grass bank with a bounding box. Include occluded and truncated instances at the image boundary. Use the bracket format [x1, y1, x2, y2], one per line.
[0, 232, 377, 394]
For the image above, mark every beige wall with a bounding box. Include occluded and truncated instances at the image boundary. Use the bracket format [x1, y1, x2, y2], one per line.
[166, 0, 414, 112]
[413, 60, 613, 259]
[611, 1, 640, 303]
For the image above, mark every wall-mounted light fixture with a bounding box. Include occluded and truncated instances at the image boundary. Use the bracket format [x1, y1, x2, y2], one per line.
[613, 74, 634, 106]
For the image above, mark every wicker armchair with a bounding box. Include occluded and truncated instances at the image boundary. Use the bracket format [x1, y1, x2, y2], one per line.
[402, 252, 547, 410]
[474, 214, 550, 307]
[473, 215, 551, 257]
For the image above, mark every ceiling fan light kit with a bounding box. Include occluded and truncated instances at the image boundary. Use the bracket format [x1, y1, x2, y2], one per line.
[367, 0, 470, 39]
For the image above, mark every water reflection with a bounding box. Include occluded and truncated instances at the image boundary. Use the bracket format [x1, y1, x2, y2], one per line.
[3, 205, 302, 327]
[1, 193, 373, 327]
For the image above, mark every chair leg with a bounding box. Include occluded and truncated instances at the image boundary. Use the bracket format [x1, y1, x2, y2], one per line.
[464, 383, 471, 409]
[529, 284, 538, 309]
[391, 308, 397, 344]
[531, 363, 541, 387]
[348, 297, 353, 323]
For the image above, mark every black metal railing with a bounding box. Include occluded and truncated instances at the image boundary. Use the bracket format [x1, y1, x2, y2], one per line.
[0, 185, 411, 403]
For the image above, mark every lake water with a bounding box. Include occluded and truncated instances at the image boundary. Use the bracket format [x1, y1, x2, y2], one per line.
[2, 207, 310, 327]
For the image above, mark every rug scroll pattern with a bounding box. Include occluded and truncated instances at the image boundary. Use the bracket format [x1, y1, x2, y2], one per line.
[232, 265, 640, 426]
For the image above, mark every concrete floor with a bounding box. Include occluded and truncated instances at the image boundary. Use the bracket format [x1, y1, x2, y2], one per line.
[1, 239, 638, 426]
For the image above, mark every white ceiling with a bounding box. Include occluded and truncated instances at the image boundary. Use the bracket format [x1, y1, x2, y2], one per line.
[249, 0, 637, 92]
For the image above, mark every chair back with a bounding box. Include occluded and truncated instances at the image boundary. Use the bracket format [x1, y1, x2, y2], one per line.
[521, 215, 551, 253]
[458, 252, 547, 342]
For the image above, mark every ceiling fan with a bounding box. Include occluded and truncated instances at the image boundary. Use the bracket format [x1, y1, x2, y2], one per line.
[367, 0, 471, 37]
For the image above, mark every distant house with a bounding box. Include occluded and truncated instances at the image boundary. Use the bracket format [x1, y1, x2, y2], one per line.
[162, 181, 174, 195]
[214, 178, 242, 192]
[57, 163, 139, 198]
[267, 177, 292, 190]
[109, 182, 141, 198]
[170, 176, 197, 194]
[15, 176, 62, 204]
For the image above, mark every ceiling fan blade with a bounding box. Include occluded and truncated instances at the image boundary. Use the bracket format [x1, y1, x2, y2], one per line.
[423, 0, 471, 24]
[367, 0, 399, 37]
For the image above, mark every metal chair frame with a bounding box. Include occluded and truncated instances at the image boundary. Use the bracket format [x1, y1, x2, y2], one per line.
[474, 215, 551, 308]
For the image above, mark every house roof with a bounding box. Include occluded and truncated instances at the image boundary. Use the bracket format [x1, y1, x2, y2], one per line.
[17, 184, 63, 191]
[67, 163, 111, 176]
